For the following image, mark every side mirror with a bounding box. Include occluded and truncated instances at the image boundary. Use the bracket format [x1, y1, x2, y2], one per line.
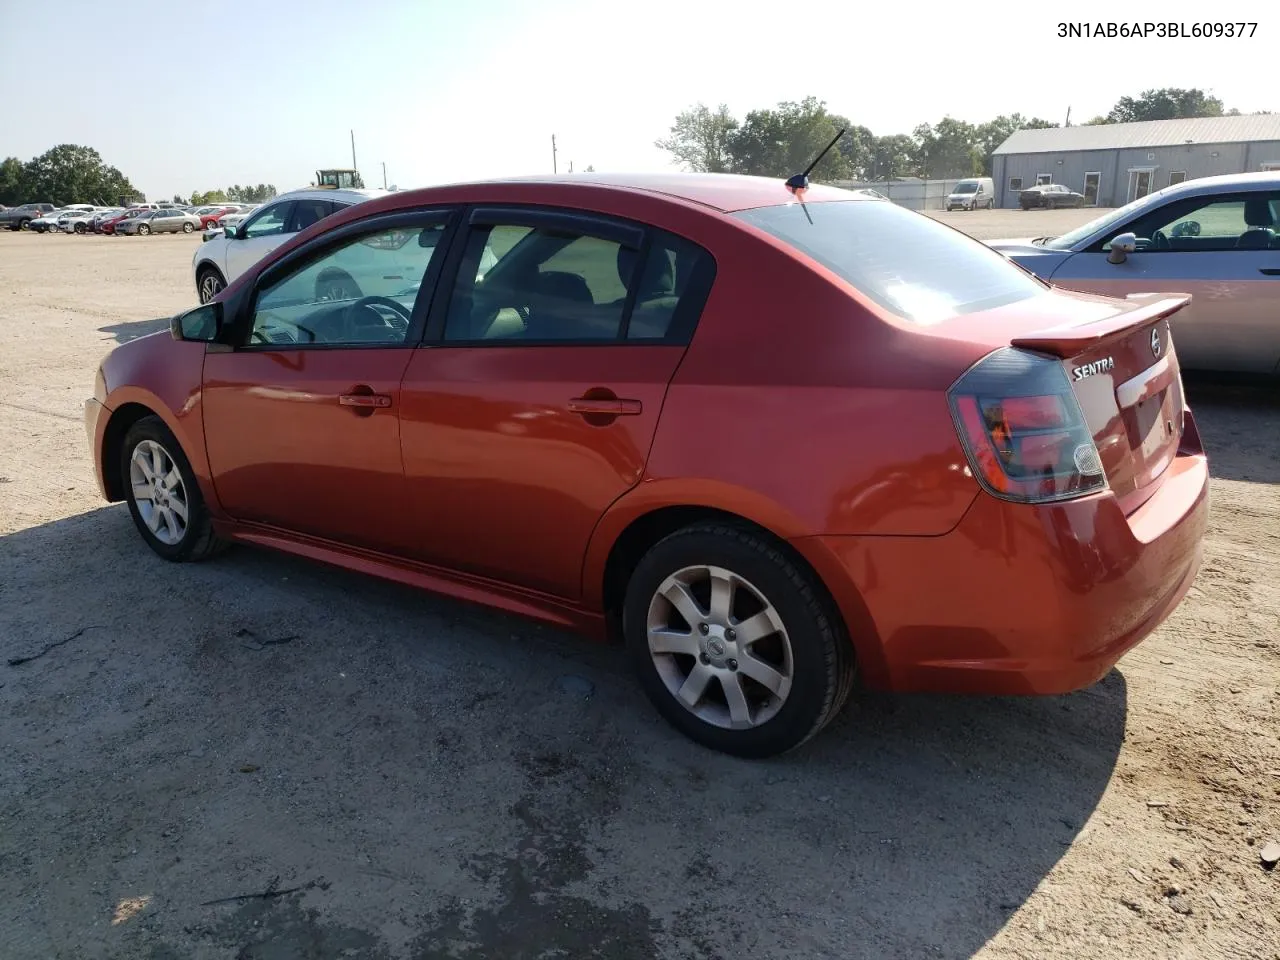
[1107, 232, 1137, 264]
[222, 223, 239, 239]
[171, 302, 222, 343]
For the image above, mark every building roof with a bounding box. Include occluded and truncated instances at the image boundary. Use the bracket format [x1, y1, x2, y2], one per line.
[993, 114, 1280, 156]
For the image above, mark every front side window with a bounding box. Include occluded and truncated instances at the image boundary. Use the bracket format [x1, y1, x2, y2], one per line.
[242, 202, 294, 239]
[1110, 192, 1280, 252]
[249, 221, 447, 346]
[734, 199, 1045, 325]
[443, 220, 712, 342]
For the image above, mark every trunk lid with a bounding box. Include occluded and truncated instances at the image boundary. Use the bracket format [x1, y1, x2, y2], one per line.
[1010, 293, 1191, 511]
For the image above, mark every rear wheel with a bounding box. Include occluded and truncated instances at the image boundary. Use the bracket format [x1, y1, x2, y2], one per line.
[182, 221, 194, 233]
[623, 523, 855, 758]
[18, 218, 32, 231]
[120, 416, 227, 562]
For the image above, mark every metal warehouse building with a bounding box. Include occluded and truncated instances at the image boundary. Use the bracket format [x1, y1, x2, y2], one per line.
[991, 115, 1280, 209]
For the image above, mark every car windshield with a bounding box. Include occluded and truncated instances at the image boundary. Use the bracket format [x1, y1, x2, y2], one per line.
[735, 199, 1045, 324]
[954, 182, 979, 193]
[1042, 186, 1179, 249]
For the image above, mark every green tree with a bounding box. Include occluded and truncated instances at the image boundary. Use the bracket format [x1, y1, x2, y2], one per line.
[975, 114, 1058, 174]
[20, 145, 137, 206]
[226, 183, 277, 203]
[912, 117, 985, 179]
[189, 188, 230, 206]
[867, 134, 915, 180]
[837, 125, 877, 180]
[728, 97, 854, 181]
[656, 103, 739, 173]
[0, 156, 26, 206]
[1106, 88, 1224, 123]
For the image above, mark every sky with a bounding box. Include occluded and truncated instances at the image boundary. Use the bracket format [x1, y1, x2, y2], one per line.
[0, 0, 1271, 200]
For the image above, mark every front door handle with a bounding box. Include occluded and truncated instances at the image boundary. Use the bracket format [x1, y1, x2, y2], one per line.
[568, 397, 643, 416]
[1259, 268, 1280, 276]
[339, 392, 392, 408]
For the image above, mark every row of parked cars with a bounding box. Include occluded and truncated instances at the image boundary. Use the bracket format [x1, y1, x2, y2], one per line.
[0, 201, 259, 234]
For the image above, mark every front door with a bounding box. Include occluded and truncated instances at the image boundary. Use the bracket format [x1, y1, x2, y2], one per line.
[202, 215, 451, 553]
[399, 210, 715, 599]
[1128, 170, 1153, 203]
[1083, 172, 1100, 206]
[225, 200, 297, 281]
[1050, 190, 1280, 373]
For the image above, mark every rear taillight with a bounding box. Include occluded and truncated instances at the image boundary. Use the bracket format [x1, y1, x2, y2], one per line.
[949, 347, 1106, 504]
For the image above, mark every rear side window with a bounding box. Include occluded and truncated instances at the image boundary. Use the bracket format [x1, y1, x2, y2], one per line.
[734, 199, 1044, 324]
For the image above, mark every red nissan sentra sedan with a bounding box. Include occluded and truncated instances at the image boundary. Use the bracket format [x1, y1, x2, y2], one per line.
[84, 173, 1208, 757]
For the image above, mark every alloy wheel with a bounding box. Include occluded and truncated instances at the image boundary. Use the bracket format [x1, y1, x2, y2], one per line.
[646, 564, 794, 730]
[198, 271, 224, 303]
[128, 440, 189, 546]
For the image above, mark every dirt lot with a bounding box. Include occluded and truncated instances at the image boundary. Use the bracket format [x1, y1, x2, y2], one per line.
[1, 215, 1277, 960]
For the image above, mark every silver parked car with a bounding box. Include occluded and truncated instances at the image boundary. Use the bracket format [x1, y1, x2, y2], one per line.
[988, 171, 1280, 375]
[117, 208, 203, 236]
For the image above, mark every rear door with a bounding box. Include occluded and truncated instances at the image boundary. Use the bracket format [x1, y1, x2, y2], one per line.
[398, 207, 716, 598]
[1051, 189, 1280, 373]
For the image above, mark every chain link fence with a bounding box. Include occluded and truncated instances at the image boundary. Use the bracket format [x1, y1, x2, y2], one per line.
[830, 179, 968, 211]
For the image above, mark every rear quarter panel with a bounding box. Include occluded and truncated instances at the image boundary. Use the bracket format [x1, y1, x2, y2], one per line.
[642, 230, 983, 540]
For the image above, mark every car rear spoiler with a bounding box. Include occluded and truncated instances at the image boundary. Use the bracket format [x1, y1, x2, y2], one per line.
[1010, 294, 1191, 358]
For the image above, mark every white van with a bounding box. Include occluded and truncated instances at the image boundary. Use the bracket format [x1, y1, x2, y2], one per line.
[945, 177, 995, 211]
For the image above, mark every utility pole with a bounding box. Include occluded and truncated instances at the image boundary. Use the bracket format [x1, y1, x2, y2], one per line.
[350, 130, 357, 171]
[551, 134, 558, 174]
[569, 160, 574, 173]
[1065, 105, 1072, 127]
[381, 162, 387, 189]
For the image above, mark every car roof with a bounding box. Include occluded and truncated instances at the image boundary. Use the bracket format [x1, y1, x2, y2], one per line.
[391, 173, 866, 214]
[269, 187, 389, 205]
[1149, 170, 1280, 198]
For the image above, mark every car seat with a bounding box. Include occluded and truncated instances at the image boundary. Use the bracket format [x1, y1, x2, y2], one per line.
[524, 271, 599, 339]
[1236, 198, 1276, 249]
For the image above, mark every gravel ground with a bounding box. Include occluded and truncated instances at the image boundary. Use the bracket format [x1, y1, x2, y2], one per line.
[1, 218, 1277, 960]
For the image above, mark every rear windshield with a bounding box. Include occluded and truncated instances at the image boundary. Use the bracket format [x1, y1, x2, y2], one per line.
[734, 199, 1045, 324]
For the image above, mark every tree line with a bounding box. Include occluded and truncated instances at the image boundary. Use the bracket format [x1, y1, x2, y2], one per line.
[0, 145, 139, 207]
[656, 88, 1265, 182]
[0, 144, 279, 208]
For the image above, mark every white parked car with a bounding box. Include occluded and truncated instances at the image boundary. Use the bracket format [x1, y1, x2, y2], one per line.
[65, 208, 122, 234]
[192, 188, 385, 303]
[31, 207, 97, 233]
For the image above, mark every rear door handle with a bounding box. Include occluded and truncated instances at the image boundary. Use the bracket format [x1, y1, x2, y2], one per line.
[339, 393, 392, 408]
[568, 397, 643, 416]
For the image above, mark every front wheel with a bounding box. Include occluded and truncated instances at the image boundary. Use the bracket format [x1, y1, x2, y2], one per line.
[182, 221, 194, 233]
[624, 524, 855, 758]
[138, 223, 151, 235]
[197, 266, 225, 303]
[75, 223, 86, 234]
[121, 416, 228, 562]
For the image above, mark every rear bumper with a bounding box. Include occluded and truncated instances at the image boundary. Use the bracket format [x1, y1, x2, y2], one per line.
[85, 399, 110, 500]
[796, 451, 1209, 695]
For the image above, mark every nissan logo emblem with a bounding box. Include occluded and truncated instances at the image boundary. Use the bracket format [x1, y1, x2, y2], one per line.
[1150, 328, 1162, 358]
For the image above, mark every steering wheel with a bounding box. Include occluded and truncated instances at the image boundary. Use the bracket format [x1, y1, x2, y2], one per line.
[344, 296, 412, 337]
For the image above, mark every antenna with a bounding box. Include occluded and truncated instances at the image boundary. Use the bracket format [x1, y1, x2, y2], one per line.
[552, 134, 558, 174]
[785, 127, 846, 197]
[350, 130, 357, 171]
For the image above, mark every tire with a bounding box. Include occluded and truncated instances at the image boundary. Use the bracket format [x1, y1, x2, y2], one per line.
[18, 218, 32, 231]
[120, 416, 228, 562]
[183, 221, 194, 233]
[623, 523, 855, 758]
[197, 265, 226, 304]
[138, 223, 151, 235]
[75, 223, 86, 234]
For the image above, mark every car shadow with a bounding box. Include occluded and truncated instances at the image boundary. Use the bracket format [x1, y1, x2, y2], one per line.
[0, 507, 1125, 959]
[97, 316, 172, 344]
[1183, 375, 1280, 484]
